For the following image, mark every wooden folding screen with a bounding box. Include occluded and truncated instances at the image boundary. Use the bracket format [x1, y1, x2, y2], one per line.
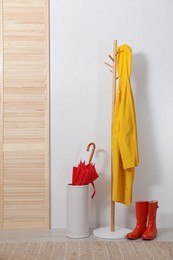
[0, 0, 50, 229]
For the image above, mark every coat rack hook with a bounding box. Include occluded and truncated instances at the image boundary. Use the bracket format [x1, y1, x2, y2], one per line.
[108, 54, 114, 62]
[115, 48, 120, 56]
[109, 69, 119, 79]
[104, 62, 113, 69]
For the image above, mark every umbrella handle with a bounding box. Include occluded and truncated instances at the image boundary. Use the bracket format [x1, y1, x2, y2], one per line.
[86, 142, 96, 163]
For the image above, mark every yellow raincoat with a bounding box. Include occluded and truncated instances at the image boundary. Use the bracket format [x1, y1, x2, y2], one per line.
[112, 44, 139, 206]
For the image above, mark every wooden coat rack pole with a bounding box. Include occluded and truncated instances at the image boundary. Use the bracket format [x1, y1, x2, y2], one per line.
[111, 40, 117, 232]
[93, 40, 132, 239]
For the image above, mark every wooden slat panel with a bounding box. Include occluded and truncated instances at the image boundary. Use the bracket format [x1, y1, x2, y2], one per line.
[0, 0, 4, 229]
[1, 0, 50, 229]
[3, 151, 46, 229]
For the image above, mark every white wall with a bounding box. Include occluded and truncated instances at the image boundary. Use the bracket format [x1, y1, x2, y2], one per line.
[50, 0, 173, 229]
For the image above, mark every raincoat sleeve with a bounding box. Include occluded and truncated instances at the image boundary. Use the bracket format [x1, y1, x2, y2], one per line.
[117, 84, 139, 170]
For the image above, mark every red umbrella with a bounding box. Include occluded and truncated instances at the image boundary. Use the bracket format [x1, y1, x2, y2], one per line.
[72, 143, 99, 198]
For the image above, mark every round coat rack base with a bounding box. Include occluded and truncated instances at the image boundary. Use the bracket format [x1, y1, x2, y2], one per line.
[93, 227, 132, 240]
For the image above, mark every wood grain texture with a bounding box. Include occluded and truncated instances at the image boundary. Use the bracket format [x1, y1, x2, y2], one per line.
[0, 0, 4, 229]
[0, 0, 50, 229]
[0, 241, 172, 260]
[111, 40, 117, 232]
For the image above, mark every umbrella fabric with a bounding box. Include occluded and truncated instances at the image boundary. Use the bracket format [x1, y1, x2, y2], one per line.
[112, 44, 139, 206]
[72, 161, 99, 198]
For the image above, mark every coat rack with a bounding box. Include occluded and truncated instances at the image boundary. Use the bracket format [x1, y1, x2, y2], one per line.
[93, 40, 132, 239]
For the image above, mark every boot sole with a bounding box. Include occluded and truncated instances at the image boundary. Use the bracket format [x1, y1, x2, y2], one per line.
[142, 235, 156, 240]
[127, 236, 142, 240]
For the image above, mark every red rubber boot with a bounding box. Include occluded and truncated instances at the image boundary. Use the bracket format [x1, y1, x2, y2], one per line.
[127, 201, 148, 240]
[142, 201, 159, 240]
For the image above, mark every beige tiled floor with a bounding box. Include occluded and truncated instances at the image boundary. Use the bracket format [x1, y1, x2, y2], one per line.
[0, 228, 173, 243]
